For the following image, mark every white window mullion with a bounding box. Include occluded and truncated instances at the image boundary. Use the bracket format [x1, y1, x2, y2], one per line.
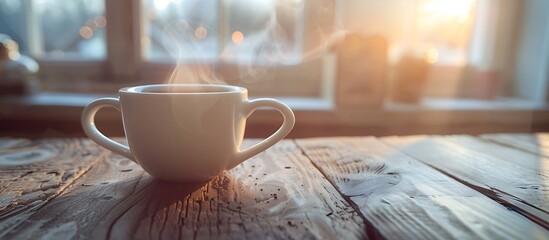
[105, 0, 142, 82]
[514, 0, 549, 102]
[22, 0, 43, 57]
[217, 0, 225, 57]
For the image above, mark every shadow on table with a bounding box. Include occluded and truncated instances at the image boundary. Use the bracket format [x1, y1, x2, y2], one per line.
[97, 172, 265, 239]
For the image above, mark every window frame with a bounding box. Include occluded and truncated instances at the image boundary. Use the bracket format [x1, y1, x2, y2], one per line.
[33, 0, 323, 96]
[15, 0, 549, 103]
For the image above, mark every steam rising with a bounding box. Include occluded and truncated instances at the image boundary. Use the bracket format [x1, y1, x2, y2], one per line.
[148, 0, 345, 85]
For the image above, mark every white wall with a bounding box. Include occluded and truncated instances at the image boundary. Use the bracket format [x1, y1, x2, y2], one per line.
[514, 0, 549, 101]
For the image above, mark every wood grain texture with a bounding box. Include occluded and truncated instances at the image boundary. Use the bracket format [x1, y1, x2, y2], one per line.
[296, 137, 549, 239]
[3, 140, 366, 239]
[481, 133, 549, 158]
[383, 135, 549, 229]
[439, 135, 549, 227]
[0, 138, 106, 237]
[442, 135, 549, 173]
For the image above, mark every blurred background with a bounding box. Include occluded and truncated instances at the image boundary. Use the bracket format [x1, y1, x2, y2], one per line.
[0, 0, 548, 138]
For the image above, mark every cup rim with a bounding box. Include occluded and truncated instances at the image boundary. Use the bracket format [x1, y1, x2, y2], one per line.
[120, 84, 246, 95]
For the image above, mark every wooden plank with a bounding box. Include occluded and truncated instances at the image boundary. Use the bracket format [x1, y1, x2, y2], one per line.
[441, 135, 549, 178]
[481, 133, 549, 158]
[296, 137, 549, 239]
[0, 138, 106, 237]
[437, 135, 549, 227]
[383, 135, 549, 228]
[3, 140, 366, 239]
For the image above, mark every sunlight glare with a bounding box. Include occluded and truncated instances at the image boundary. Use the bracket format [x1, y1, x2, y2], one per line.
[421, 0, 475, 23]
[194, 26, 208, 40]
[424, 48, 439, 64]
[231, 31, 244, 44]
[79, 26, 93, 39]
[94, 16, 107, 28]
[153, 0, 182, 11]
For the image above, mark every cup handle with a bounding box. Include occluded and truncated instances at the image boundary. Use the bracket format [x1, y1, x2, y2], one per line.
[228, 98, 295, 169]
[81, 98, 135, 161]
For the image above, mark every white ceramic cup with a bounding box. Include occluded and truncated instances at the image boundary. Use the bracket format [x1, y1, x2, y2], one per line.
[81, 84, 295, 183]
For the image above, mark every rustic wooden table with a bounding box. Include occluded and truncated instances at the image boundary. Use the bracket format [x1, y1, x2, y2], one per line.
[0, 134, 548, 239]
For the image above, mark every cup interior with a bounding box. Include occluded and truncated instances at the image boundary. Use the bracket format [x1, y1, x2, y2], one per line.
[123, 84, 245, 94]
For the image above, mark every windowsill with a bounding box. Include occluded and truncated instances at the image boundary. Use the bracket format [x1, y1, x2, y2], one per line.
[385, 97, 548, 111]
[2, 92, 546, 110]
[2, 92, 549, 137]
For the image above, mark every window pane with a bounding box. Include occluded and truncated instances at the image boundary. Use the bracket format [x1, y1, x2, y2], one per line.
[413, 0, 476, 65]
[0, 0, 106, 59]
[142, 0, 219, 61]
[341, 0, 476, 65]
[223, 0, 302, 64]
[143, 0, 302, 64]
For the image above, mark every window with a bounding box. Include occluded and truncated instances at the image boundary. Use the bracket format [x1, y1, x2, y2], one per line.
[0, 0, 106, 59]
[0, 0, 547, 104]
[342, 0, 476, 66]
[143, 0, 219, 61]
[143, 0, 302, 64]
